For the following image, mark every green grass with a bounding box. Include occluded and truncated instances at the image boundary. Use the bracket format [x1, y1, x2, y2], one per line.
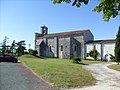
[20, 55, 97, 88]
[108, 64, 120, 71]
[81, 60, 106, 64]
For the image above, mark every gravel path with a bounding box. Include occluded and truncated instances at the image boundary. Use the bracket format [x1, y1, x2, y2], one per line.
[68, 63, 120, 90]
[0, 62, 59, 90]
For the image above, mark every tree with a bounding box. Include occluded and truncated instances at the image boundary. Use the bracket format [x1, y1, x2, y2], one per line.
[89, 49, 99, 60]
[10, 40, 16, 54]
[16, 40, 26, 56]
[115, 26, 120, 65]
[1, 36, 9, 55]
[52, 0, 120, 21]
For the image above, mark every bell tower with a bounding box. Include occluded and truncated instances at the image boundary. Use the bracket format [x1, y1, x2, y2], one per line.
[40, 25, 48, 35]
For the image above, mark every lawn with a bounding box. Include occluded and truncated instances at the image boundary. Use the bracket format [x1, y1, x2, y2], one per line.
[81, 59, 106, 64]
[20, 55, 97, 88]
[108, 64, 120, 71]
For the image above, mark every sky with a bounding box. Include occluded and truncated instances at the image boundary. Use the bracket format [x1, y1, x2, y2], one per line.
[0, 0, 120, 50]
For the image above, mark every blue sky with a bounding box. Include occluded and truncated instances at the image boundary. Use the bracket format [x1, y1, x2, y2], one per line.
[0, 0, 120, 49]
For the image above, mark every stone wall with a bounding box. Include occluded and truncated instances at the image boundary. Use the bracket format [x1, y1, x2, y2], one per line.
[83, 30, 94, 42]
[58, 37, 70, 59]
[70, 36, 83, 58]
[47, 37, 58, 58]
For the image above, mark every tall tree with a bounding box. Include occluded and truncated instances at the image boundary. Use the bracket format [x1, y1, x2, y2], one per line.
[10, 40, 16, 54]
[2, 36, 9, 55]
[115, 26, 120, 65]
[52, 0, 120, 21]
[16, 40, 26, 56]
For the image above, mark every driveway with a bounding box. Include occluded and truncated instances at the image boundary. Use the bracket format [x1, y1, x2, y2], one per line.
[0, 62, 58, 90]
[69, 63, 120, 90]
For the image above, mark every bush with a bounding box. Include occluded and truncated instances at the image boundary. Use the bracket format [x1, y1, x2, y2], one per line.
[72, 57, 81, 64]
[24, 51, 29, 54]
[89, 49, 99, 60]
[32, 50, 38, 56]
[109, 54, 116, 62]
[28, 49, 38, 56]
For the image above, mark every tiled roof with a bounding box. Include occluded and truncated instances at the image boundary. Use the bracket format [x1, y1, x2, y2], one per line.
[42, 30, 90, 38]
[86, 39, 115, 44]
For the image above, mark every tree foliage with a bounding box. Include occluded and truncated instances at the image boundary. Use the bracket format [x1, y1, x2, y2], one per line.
[52, 0, 89, 7]
[93, 0, 120, 21]
[28, 49, 38, 56]
[89, 49, 99, 60]
[1, 36, 9, 55]
[0, 38, 26, 57]
[10, 40, 16, 54]
[52, 0, 120, 21]
[16, 40, 26, 56]
[115, 26, 120, 65]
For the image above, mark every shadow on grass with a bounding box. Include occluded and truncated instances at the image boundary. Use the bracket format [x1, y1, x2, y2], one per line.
[35, 56, 47, 59]
[79, 62, 89, 65]
[72, 62, 89, 65]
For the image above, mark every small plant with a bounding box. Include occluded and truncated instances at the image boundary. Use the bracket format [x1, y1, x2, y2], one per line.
[109, 54, 116, 62]
[24, 51, 29, 54]
[72, 57, 81, 64]
[89, 49, 99, 60]
[28, 49, 38, 56]
[32, 50, 38, 56]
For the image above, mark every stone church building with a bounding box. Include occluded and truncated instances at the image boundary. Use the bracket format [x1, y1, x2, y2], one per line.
[35, 25, 115, 60]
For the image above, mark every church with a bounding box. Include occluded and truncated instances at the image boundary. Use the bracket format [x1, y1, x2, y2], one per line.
[35, 25, 115, 60]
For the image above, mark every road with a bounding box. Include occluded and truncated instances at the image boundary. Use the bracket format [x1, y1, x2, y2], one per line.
[69, 63, 120, 90]
[0, 62, 59, 90]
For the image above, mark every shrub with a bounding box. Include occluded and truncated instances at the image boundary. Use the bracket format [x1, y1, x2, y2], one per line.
[32, 50, 38, 56]
[109, 54, 116, 62]
[28, 49, 33, 55]
[89, 49, 99, 60]
[28, 49, 38, 56]
[72, 57, 81, 64]
[24, 51, 29, 54]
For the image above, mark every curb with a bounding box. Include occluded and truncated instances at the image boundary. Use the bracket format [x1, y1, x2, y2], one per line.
[20, 62, 59, 90]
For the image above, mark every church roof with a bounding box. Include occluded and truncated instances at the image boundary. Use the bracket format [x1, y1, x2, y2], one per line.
[42, 30, 90, 38]
[86, 39, 115, 44]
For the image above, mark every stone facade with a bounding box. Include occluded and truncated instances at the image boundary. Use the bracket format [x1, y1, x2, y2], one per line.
[35, 25, 115, 60]
[35, 25, 94, 59]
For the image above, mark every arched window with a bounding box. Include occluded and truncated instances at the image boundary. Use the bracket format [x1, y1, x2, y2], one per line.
[49, 46, 52, 52]
[61, 45, 63, 51]
[74, 45, 77, 51]
[93, 45, 96, 50]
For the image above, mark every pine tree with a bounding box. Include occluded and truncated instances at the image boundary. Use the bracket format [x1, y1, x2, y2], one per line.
[115, 26, 120, 65]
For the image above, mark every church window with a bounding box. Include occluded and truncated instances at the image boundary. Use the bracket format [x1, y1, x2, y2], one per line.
[61, 45, 63, 51]
[87, 53, 89, 57]
[74, 45, 77, 51]
[36, 45, 39, 49]
[93, 45, 96, 50]
[49, 46, 52, 52]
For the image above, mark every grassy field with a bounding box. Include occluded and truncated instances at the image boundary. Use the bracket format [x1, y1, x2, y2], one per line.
[81, 59, 106, 64]
[108, 64, 120, 71]
[19, 55, 100, 88]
